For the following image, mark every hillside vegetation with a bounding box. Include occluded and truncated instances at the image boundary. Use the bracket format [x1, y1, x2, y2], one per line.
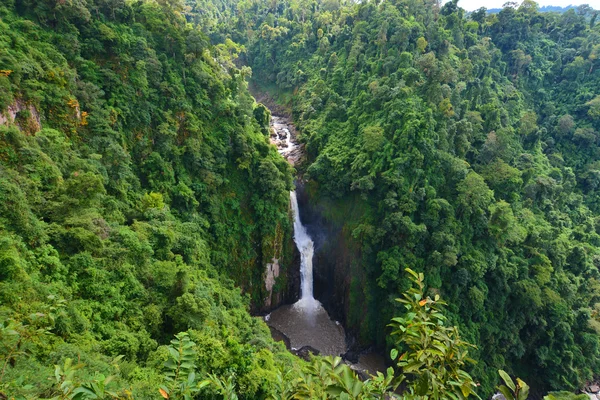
[201, 0, 600, 394]
[0, 0, 296, 397]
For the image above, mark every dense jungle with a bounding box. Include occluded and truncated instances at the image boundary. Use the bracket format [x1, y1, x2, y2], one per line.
[2, 0, 600, 398]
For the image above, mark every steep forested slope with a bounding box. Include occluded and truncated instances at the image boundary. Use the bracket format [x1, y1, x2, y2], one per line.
[0, 0, 296, 397]
[199, 0, 600, 393]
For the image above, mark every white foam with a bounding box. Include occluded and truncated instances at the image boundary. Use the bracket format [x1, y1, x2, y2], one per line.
[290, 191, 316, 304]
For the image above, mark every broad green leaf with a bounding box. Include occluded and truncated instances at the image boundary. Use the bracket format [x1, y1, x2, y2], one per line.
[499, 370, 516, 391]
[168, 347, 180, 361]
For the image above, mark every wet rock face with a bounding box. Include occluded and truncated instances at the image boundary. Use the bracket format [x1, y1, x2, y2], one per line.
[259, 241, 300, 314]
[265, 259, 279, 296]
[293, 184, 353, 331]
[343, 350, 360, 364]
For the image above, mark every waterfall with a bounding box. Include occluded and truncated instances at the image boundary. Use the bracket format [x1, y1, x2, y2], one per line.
[271, 116, 319, 311]
[289, 190, 319, 312]
[265, 113, 348, 356]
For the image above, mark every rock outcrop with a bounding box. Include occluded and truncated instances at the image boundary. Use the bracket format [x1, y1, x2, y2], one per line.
[0, 100, 41, 133]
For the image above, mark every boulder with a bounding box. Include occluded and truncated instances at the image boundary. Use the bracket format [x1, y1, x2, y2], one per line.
[294, 346, 320, 361]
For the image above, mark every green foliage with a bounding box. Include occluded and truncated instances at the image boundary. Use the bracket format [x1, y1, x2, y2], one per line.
[389, 269, 479, 399]
[209, 374, 239, 400]
[206, 0, 600, 394]
[4, 0, 600, 397]
[160, 333, 209, 400]
[280, 356, 397, 399]
[498, 370, 530, 400]
[544, 392, 591, 400]
[45, 358, 124, 400]
[0, 0, 292, 397]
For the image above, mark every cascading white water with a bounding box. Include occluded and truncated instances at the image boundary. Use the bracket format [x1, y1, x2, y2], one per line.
[266, 114, 347, 356]
[289, 190, 318, 311]
[267, 112, 385, 367]
[271, 116, 319, 312]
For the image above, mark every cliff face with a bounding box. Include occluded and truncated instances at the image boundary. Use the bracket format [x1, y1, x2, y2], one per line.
[294, 182, 374, 347]
[0, 100, 42, 134]
[258, 228, 301, 314]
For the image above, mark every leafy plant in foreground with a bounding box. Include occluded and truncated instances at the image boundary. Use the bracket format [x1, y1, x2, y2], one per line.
[46, 358, 125, 400]
[0, 296, 64, 389]
[160, 332, 209, 400]
[497, 370, 530, 400]
[389, 268, 479, 399]
[277, 355, 397, 399]
[209, 374, 239, 400]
